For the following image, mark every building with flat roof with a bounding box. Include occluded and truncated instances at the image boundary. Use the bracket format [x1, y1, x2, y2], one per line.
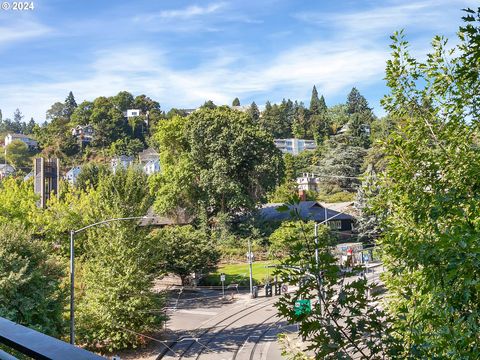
[274, 138, 316, 155]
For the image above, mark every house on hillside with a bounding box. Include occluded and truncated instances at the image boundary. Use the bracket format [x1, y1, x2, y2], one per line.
[143, 159, 160, 176]
[138, 147, 159, 164]
[5, 133, 38, 150]
[297, 173, 320, 193]
[65, 166, 82, 185]
[230, 105, 251, 112]
[111, 155, 134, 173]
[259, 201, 355, 233]
[124, 109, 142, 118]
[0, 164, 15, 179]
[71, 125, 94, 145]
[274, 138, 316, 155]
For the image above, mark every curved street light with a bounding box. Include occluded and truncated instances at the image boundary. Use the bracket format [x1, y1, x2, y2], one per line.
[69, 216, 156, 345]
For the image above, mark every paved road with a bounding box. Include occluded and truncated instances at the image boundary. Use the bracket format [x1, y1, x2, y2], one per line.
[160, 289, 291, 360]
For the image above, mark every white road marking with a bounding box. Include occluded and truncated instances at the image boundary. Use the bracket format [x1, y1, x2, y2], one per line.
[176, 309, 219, 316]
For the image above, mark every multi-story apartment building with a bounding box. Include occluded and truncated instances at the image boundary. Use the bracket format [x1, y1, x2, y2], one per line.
[273, 138, 316, 155]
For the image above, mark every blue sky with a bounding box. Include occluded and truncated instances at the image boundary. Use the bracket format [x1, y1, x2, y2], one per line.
[0, 0, 475, 121]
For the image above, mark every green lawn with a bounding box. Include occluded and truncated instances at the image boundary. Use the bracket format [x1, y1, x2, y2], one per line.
[202, 260, 279, 286]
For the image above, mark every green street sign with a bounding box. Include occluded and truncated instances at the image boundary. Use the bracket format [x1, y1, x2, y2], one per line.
[294, 299, 311, 315]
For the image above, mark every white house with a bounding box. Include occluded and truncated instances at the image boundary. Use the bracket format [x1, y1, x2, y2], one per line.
[143, 159, 161, 176]
[296, 173, 320, 192]
[124, 109, 142, 118]
[0, 164, 15, 179]
[65, 166, 82, 185]
[5, 133, 38, 149]
[111, 155, 134, 173]
[274, 138, 316, 155]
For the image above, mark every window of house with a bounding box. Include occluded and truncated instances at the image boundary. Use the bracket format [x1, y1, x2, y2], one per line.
[328, 220, 342, 230]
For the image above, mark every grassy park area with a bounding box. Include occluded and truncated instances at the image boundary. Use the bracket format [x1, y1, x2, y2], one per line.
[202, 260, 279, 286]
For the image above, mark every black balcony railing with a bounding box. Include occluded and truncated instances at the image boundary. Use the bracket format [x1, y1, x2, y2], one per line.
[0, 317, 105, 360]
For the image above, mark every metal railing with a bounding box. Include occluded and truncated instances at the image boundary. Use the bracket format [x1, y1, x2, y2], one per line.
[0, 317, 105, 360]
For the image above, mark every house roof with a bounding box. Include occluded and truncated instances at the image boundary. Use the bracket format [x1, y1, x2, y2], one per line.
[139, 147, 159, 162]
[259, 201, 354, 222]
[0, 164, 15, 172]
[7, 133, 36, 142]
[138, 206, 192, 227]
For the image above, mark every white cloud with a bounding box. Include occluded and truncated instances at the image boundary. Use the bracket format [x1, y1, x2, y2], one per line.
[0, 37, 389, 120]
[137, 2, 226, 22]
[294, 0, 475, 37]
[0, 19, 51, 47]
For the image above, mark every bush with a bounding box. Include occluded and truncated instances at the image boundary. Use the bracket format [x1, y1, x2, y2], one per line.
[0, 224, 66, 337]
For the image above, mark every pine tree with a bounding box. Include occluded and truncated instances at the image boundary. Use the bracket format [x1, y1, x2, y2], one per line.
[309, 85, 321, 115]
[249, 101, 260, 122]
[232, 97, 240, 106]
[64, 91, 78, 119]
[346, 87, 370, 114]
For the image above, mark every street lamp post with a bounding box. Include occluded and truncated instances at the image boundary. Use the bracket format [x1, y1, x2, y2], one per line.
[69, 216, 155, 345]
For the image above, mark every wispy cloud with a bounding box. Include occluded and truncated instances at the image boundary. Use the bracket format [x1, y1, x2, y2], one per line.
[0, 19, 51, 47]
[136, 2, 226, 22]
[294, 0, 475, 38]
[0, 37, 388, 119]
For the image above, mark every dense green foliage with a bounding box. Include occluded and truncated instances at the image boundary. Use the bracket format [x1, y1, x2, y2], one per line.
[153, 107, 284, 221]
[150, 225, 219, 286]
[274, 202, 396, 359]
[0, 224, 66, 337]
[373, 10, 480, 357]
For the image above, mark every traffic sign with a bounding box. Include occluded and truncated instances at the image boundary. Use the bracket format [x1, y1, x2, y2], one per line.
[281, 284, 288, 293]
[294, 299, 312, 316]
[220, 274, 226, 282]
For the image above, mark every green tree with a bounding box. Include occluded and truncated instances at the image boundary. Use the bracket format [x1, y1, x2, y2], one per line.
[69, 168, 162, 350]
[151, 225, 219, 286]
[0, 224, 66, 336]
[70, 101, 93, 126]
[112, 91, 134, 112]
[346, 87, 370, 115]
[273, 202, 397, 359]
[133, 94, 160, 113]
[5, 140, 31, 170]
[46, 102, 66, 122]
[201, 100, 216, 109]
[314, 136, 365, 192]
[232, 97, 240, 106]
[292, 101, 311, 139]
[260, 101, 290, 138]
[374, 10, 480, 358]
[75, 162, 110, 191]
[309, 85, 322, 115]
[248, 101, 260, 122]
[64, 91, 77, 119]
[153, 108, 284, 220]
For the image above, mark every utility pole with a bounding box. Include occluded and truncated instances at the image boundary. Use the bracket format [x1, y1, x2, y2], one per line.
[314, 223, 322, 315]
[247, 238, 253, 296]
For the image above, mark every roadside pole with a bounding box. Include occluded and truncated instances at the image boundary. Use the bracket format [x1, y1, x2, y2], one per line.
[247, 238, 253, 296]
[220, 273, 225, 298]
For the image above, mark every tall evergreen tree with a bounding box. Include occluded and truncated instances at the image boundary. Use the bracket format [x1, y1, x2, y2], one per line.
[346, 87, 370, 114]
[64, 91, 78, 119]
[232, 97, 240, 106]
[309, 85, 321, 115]
[249, 101, 260, 122]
